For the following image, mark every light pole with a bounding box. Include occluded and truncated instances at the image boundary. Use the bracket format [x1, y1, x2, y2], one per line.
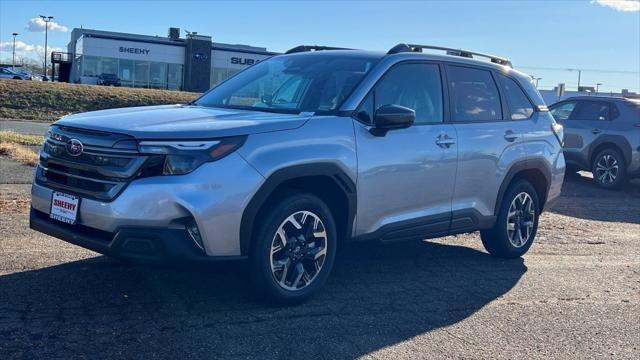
[568, 68, 582, 91]
[596, 83, 602, 96]
[39, 15, 53, 80]
[11, 33, 18, 71]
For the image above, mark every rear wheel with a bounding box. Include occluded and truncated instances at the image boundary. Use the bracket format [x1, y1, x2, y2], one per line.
[250, 192, 336, 305]
[592, 148, 626, 189]
[481, 179, 539, 258]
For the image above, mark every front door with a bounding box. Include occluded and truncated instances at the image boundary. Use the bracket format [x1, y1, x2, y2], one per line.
[353, 62, 458, 240]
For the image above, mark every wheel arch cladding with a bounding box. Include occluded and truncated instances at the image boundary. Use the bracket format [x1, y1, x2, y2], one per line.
[589, 136, 631, 167]
[239, 163, 356, 256]
[495, 159, 551, 214]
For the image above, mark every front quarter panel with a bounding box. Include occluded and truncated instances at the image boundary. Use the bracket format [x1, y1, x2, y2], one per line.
[238, 116, 358, 182]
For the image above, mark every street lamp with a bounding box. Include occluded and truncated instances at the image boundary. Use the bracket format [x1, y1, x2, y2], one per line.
[596, 83, 603, 96]
[534, 77, 542, 88]
[11, 33, 18, 71]
[39, 15, 53, 80]
[568, 68, 582, 91]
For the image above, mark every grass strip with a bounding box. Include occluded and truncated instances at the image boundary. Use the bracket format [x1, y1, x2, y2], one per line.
[0, 130, 44, 146]
[0, 142, 39, 166]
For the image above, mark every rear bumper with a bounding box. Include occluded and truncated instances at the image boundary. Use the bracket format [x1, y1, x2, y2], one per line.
[30, 208, 246, 265]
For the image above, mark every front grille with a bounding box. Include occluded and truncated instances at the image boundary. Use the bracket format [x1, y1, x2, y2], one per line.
[36, 126, 149, 201]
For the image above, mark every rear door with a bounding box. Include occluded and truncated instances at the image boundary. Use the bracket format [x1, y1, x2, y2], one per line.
[447, 65, 531, 227]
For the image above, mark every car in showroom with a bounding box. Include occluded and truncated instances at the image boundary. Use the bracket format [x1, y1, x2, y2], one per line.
[549, 96, 640, 188]
[97, 73, 121, 86]
[30, 44, 565, 304]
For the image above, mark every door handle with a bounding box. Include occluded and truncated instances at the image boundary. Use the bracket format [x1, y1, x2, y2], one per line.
[435, 134, 455, 148]
[592, 128, 602, 135]
[504, 130, 518, 142]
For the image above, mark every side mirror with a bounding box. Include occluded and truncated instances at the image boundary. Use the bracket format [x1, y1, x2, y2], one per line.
[370, 104, 415, 136]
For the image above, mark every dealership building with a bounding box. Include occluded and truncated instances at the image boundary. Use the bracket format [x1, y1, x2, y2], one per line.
[63, 27, 276, 92]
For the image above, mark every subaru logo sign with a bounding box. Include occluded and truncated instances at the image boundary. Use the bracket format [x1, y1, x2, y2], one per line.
[66, 139, 84, 157]
[192, 52, 208, 61]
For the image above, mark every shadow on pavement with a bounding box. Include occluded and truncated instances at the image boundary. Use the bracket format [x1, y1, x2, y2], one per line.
[549, 171, 640, 224]
[0, 240, 525, 359]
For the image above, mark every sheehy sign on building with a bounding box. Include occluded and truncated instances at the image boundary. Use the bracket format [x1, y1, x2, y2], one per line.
[79, 37, 184, 63]
[119, 47, 151, 55]
[80, 37, 270, 67]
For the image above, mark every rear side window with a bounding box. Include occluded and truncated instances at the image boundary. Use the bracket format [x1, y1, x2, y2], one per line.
[497, 75, 534, 120]
[571, 101, 611, 121]
[549, 101, 577, 121]
[447, 66, 502, 121]
[356, 63, 444, 124]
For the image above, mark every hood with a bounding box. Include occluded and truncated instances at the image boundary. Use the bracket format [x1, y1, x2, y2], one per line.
[54, 105, 311, 139]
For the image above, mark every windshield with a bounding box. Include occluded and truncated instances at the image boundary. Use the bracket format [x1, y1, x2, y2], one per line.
[195, 53, 380, 114]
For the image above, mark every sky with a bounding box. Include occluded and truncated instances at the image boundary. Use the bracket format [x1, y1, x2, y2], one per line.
[0, 0, 639, 92]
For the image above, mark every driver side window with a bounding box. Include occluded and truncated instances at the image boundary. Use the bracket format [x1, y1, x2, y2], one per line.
[355, 63, 443, 125]
[549, 101, 577, 121]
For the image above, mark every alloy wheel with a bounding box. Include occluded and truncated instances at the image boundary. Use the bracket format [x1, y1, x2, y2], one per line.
[506, 192, 535, 248]
[595, 154, 619, 185]
[269, 211, 328, 291]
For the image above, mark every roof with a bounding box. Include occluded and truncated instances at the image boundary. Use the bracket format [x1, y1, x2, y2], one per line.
[563, 96, 638, 102]
[279, 48, 520, 73]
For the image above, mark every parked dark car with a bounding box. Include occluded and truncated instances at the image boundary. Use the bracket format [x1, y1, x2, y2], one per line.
[97, 73, 121, 86]
[550, 96, 640, 189]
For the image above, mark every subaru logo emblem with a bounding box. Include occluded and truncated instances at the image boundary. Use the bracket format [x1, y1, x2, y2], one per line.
[192, 52, 208, 61]
[66, 139, 83, 156]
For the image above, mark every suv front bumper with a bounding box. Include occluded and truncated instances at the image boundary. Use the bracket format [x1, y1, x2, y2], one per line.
[30, 152, 265, 259]
[30, 208, 246, 264]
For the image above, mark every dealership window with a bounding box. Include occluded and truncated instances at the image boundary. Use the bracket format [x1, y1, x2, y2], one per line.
[82, 56, 99, 77]
[167, 63, 183, 90]
[149, 63, 167, 89]
[134, 61, 150, 88]
[100, 58, 118, 76]
[119, 59, 134, 87]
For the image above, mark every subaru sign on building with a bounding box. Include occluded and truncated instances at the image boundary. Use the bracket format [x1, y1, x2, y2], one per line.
[67, 27, 275, 92]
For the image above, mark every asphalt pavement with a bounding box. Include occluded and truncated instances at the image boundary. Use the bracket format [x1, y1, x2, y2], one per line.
[0, 160, 638, 359]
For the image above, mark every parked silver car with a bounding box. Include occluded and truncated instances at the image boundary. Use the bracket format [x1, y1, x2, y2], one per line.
[0, 67, 33, 80]
[30, 44, 565, 303]
[550, 96, 640, 188]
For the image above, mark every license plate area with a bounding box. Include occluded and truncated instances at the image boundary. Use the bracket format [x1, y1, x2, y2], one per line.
[50, 191, 80, 225]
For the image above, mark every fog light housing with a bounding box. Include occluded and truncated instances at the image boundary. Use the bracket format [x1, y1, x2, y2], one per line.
[186, 220, 204, 252]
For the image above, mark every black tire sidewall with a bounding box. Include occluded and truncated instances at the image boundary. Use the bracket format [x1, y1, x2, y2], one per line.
[490, 180, 540, 258]
[592, 149, 626, 189]
[251, 193, 337, 304]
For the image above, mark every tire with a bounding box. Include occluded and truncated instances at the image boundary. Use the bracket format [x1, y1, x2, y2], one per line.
[481, 179, 540, 258]
[250, 192, 337, 305]
[12, 76, 21, 80]
[592, 148, 626, 189]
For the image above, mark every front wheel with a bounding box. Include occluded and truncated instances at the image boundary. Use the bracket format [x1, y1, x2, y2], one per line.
[250, 192, 336, 305]
[592, 148, 626, 189]
[481, 179, 540, 258]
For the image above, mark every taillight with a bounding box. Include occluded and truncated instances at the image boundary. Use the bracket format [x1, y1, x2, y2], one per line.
[551, 121, 564, 146]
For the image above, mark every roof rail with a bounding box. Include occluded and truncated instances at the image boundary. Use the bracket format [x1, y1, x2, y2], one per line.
[387, 43, 513, 68]
[285, 45, 354, 54]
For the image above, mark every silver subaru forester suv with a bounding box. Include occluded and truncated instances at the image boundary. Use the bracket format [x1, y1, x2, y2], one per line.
[30, 44, 565, 304]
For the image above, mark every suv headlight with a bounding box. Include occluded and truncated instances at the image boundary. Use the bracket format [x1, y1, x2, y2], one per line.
[138, 136, 245, 175]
